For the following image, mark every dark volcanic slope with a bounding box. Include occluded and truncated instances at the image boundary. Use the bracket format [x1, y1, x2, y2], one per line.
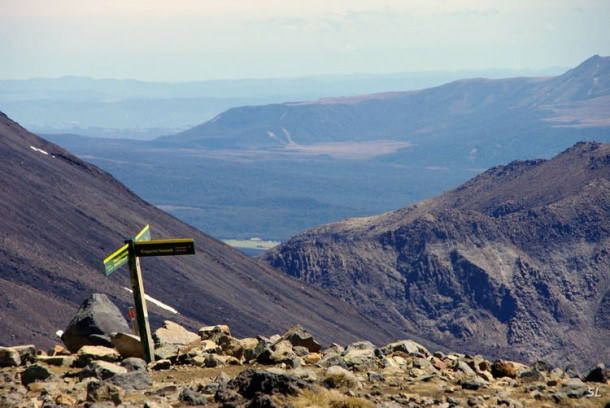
[263, 142, 610, 369]
[0, 112, 395, 349]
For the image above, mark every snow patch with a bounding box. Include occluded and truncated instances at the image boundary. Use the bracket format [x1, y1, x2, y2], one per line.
[122, 287, 179, 314]
[30, 146, 49, 155]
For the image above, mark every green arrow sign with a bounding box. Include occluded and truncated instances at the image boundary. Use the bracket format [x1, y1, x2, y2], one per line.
[103, 225, 150, 276]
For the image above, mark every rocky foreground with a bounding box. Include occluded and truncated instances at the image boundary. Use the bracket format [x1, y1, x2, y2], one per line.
[1, 318, 610, 408]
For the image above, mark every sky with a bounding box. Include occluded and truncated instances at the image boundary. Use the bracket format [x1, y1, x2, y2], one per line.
[1, 0, 609, 82]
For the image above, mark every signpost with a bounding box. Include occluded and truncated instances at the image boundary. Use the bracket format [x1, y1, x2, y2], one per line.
[102, 225, 195, 362]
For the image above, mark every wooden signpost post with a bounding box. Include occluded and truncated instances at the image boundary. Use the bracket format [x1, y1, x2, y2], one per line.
[103, 225, 195, 363]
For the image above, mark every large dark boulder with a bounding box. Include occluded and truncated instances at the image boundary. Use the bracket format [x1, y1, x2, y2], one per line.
[61, 293, 130, 353]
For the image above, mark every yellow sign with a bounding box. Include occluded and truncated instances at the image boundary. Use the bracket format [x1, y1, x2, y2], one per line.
[103, 225, 150, 276]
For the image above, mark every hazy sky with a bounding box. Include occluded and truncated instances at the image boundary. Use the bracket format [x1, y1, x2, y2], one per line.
[1, 0, 608, 81]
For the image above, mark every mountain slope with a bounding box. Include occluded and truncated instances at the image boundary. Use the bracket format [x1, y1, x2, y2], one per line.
[157, 55, 610, 152]
[262, 142, 610, 369]
[0, 111, 395, 349]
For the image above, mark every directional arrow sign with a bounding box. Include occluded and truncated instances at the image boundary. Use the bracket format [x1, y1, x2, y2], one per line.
[134, 238, 195, 257]
[102, 224, 194, 363]
[103, 225, 150, 276]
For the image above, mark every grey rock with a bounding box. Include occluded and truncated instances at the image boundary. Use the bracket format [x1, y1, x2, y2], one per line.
[496, 397, 524, 408]
[382, 340, 431, 358]
[245, 338, 272, 362]
[461, 378, 485, 390]
[281, 325, 321, 353]
[316, 353, 348, 369]
[324, 343, 345, 355]
[154, 344, 180, 362]
[86, 378, 124, 405]
[519, 369, 545, 383]
[345, 340, 376, 352]
[61, 293, 130, 353]
[10, 345, 36, 364]
[342, 347, 379, 370]
[122, 357, 148, 372]
[564, 364, 582, 379]
[108, 370, 153, 391]
[179, 387, 210, 405]
[454, 360, 476, 376]
[0, 347, 21, 367]
[79, 360, 128, 381]
[558, 378, 590, 398]
[0, 392, 23, 406]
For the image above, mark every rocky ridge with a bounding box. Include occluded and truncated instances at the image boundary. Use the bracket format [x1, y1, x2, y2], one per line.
[262, 142, 610, 369]
[1, 319, 609, 408]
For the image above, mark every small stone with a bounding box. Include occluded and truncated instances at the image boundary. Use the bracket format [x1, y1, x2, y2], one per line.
[77, 345, 121, 365]
[0, 347, 21, 367]
[108, 370, 153, 391]
[112, 332, 145, 359]
[37, 355, 75, 367]
[467, 395, 485, 407]
[304, 353, 322, 365]
[205, 354, 224, 368]
[10, 345, 36, 364]
[454, 360, 476, 376]
[324, 343, 345, 355]
[478, 359, 492, 372]
[564, 364, 581, 379]
[323, 365, 361, 389]
[558, 378, 589, 398]
[461, 379, 483, 391]
[48, 344, 71, 356]
[79, 360, 128, 381]
[144, 401, 173, 408]
[201, 339, 222, 353]
[154, 320, 200, 347]
[180, 387, 210, 405]
[86, 378, 124, 405]
[21, 363, 55, 386]
[520, 370, 545, 383]
[198, 325, 231, 341]
[55, 393, 77, 406]
[491, 360, 517, 379]
[382, 340, 430, 358]
[281, 325, 321, 353]
[154, 344, 180, 362]
[150, 359, 172, 370]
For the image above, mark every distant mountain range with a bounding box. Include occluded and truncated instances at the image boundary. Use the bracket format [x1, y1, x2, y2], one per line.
[0, 67, 564, 139]
[159, 55, 609, 155]
[0, 111, 395, 350]
[262, 141, 610, 369]
[40, 56, 610, 241]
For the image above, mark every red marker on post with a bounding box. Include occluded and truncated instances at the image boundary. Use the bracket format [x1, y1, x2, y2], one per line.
[129, 307, 139, 337]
